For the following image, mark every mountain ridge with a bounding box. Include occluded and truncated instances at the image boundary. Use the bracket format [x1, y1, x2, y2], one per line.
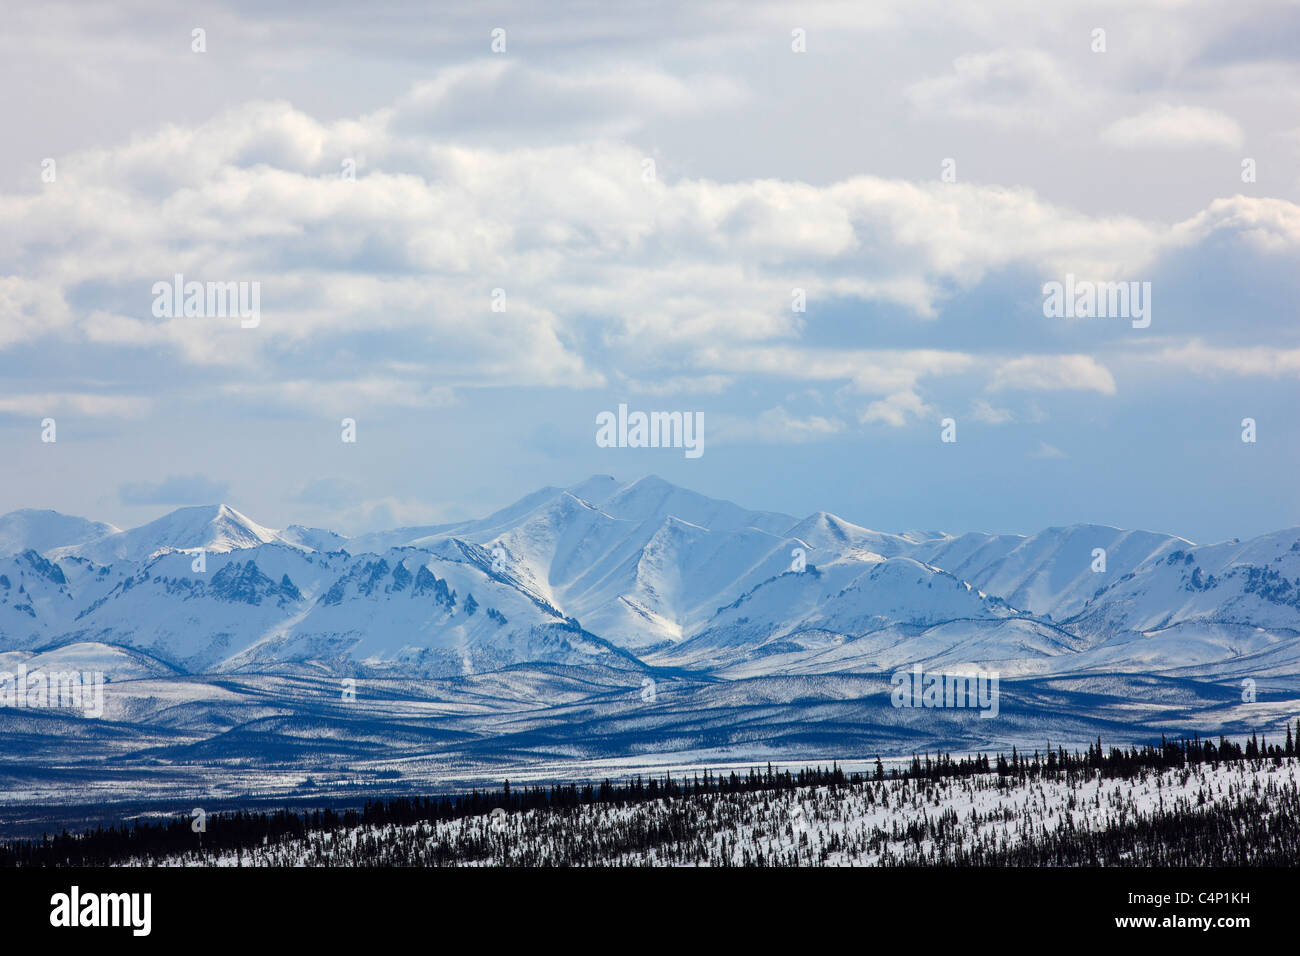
[1, 476, 1296, 682]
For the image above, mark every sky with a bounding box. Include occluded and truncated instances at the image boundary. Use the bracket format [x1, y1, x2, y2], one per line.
[0, 0, 1297, 542]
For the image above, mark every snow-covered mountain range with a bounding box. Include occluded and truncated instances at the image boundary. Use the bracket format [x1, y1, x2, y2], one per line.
[2, 475, 1297, 826]
[2, 475, 1297, 681]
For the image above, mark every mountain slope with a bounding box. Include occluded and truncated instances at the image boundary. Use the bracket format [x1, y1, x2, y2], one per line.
[911, 525, 1190, 620]
[2, 477, 1297, 684]
[53, 504, 282, 563]
[0, 510, 118, 557]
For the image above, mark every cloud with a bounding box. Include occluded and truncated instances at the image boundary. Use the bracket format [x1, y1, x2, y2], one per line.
[0, 393, 151, 418]
[285, 480, 449, 534]
[968, 399, 1015, 424]
[8, 88, 1286, 380]
[336, 497, 446, 535]
[697, 346, 977, 395]
[0, 64, 1295, 430]
[221, 378, 461, 415]
[713, 406, 845, 444]
[905, 49, 1081, 128]
[1028, 441, 1066, 459]
[119, 474, 231, 506]
[290, 477, 361, 509]
[1100, 105, 1244, 150]
[860, 390, 933, 427]
[387, 60, 747, 141]
[1143, 339, 1300, 378]
[1174, 195, 1300, 253]
[0, 278, 74, 348]
[989, 355, 1117, 395]
[622, 374, 734, 396]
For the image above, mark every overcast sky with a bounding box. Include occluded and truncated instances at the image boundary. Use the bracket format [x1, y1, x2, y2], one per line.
[1, 0, 1297, 541]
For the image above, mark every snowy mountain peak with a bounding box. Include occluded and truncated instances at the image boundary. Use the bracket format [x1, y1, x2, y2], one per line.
[278, 524, 350, 553]
[784, 511, 930, 559]
[564, 474, 622, 506]
[0, 509, 119, 557]
[590, 475, 795, 536]
[178, 504, 281, 550]
[5, 477, 1297, 683]
[51, 503, 281, 563]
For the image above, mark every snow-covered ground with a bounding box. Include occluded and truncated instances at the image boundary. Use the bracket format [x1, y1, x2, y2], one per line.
[131, 758, 1300, 867]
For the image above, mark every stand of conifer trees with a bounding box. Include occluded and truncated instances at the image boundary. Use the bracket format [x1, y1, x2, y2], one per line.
[3, 720, 1296, 867]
